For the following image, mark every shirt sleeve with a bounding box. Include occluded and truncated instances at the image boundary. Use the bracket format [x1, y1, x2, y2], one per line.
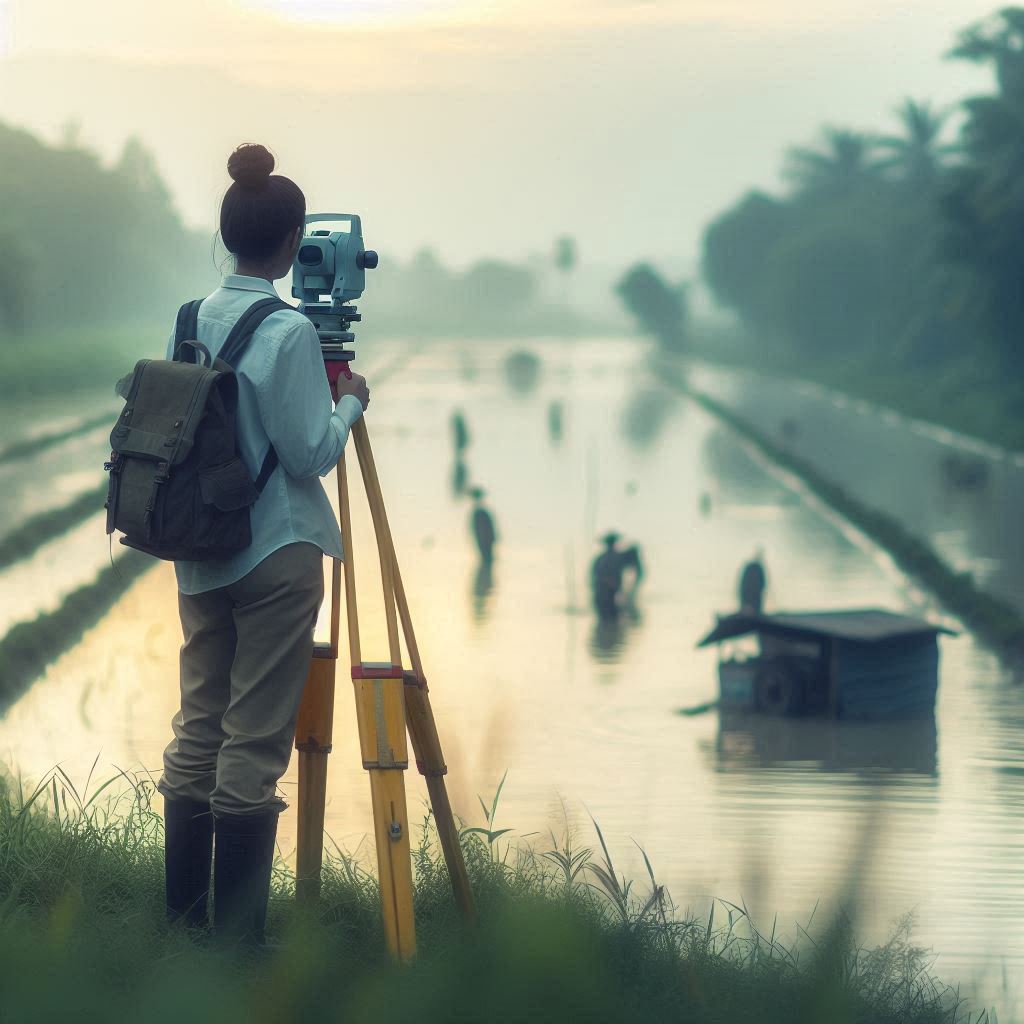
[255, 315, 364, 479]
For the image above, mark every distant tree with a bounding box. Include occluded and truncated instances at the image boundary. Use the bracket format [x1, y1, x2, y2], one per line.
[876, 99, 958, 186]
[943, 8, 1024, 366]
[703, 191, 792, 326]
[615, 263, 687, 351]
[116, 136, 172, 202]
[0, 119, 214, 331]
[784, 128, 881, 197]
[553, 236, 577, 275]
[461, 259, 537, 325]
[0, 233, 33, 331]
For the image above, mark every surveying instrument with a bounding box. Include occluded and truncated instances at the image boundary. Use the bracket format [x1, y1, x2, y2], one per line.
[289, 214, 474, 960]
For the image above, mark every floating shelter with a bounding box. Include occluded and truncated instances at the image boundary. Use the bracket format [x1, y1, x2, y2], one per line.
[697, 609, 954, 720]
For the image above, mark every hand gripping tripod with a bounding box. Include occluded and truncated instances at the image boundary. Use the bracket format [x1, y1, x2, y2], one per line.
[291, 409, 475, 960]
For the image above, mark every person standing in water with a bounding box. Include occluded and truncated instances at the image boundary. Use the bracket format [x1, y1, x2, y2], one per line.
[590, 532, 644, 618]
[738, 547, 767, 614]
[157, 144, 370, 949]
[469, 487, 497, 563]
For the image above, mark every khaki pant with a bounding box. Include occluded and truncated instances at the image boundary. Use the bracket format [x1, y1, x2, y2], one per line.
[158, 543, 324, 817]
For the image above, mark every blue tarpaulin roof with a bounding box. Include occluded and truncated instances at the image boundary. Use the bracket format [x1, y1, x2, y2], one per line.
[697, 608, 954, 648]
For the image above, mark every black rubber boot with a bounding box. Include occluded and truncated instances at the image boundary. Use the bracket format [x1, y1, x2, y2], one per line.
[163, 796, 214, 929]
[213, 810, 279, 950]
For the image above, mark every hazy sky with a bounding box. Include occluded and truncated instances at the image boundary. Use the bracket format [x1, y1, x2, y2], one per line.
[0, 0, 999, 273]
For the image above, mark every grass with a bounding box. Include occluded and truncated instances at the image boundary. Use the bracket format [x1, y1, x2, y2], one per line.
[0, 549, 154, 712]
[0, 768, 993, 1024]
[664, 362, 1024, 669]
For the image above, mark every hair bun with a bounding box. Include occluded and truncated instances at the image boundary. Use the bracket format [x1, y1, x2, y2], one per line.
[227, 143, 275, 189]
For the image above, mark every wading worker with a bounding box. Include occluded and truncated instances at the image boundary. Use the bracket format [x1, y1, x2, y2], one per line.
[157, 143, 370, 947]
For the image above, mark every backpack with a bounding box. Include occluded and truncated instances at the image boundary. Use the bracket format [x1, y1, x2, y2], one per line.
[104, 295, 291, 562]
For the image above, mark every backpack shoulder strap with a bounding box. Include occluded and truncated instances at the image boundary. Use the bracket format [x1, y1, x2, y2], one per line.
[218, 296, 293, 369]
[173, 299, 204, 360]
[219, 296, 295, 493]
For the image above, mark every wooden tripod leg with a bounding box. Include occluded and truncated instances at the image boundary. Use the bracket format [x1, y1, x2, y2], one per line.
[351, 419, 475, 924]
[295, 749, 329, 904]
[353, 669, 417, 961]
[405, 673, 475, 924]
[295, 648, 338, 906]
[368, 769, 417, 960]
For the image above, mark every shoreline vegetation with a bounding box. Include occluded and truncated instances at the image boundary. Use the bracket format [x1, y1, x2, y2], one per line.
[687, 322, 1024, 458]
[657, 357, 1024, 670]
[698, 11, 1024, 458]
[0, 770, 993, 1023]
[0, 549, 152, 713]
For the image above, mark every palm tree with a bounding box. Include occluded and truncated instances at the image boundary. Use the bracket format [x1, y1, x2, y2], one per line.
[783, 128, 880, 197]
[944, 8, 1024, 365]
[875, 99, 959, 186]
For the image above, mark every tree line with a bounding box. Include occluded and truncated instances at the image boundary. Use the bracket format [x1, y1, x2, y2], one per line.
[0, 122, 602, 341]
[700, 7, 1024, 435]
[0, 122, 216, 332]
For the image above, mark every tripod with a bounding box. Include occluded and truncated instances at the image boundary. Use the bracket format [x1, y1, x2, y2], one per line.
[291, 413, 475, 960]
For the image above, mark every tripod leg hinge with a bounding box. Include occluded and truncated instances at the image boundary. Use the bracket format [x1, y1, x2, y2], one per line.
[403, 670, 428, 692]
[296, 739, 333, 754]
[415, 759, 448, 778]
[352, 662, 404, 679]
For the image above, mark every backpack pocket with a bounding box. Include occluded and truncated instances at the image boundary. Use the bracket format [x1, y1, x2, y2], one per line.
[198, 459, 260, 511]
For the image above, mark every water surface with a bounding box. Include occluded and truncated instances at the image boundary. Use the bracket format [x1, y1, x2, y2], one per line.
[0, 339, 1019, 1014]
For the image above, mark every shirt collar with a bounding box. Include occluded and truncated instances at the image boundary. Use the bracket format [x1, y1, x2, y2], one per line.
[221, 274, 281, 297]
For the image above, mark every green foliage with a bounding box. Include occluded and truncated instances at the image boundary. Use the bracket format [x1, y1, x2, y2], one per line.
[0, 770, 990, 1023]
[942, 8, 1024, 369]
[0, 122, 216, 334]
[699, 9, 1024, 444]
[616, 263, 688, 352]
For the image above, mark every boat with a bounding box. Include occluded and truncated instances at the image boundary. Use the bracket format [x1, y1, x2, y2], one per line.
[697, 609, 954, 720]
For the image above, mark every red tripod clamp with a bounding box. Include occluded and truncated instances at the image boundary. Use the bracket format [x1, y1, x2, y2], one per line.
[322, 344, 355, 398]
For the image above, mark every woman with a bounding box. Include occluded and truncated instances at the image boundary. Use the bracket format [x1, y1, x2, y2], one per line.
[157, 143, 370, 946]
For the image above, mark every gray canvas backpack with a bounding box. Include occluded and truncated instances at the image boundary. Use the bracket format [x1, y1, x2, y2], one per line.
[104, 296, 290, 561]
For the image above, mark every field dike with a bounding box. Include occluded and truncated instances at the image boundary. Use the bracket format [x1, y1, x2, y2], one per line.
[656, 357, 1024, 670]
[0, 549, 154, 712]
[0, 410, 114, 465]
[0, 483, 108, 571]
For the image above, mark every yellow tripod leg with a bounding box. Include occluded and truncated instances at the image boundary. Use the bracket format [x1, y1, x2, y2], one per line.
[294, 647, 337, 905]
[353, 664, 417, 961]
[351, 419, 475, 925]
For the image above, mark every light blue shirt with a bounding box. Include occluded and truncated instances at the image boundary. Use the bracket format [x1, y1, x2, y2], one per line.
[167, 275, 363, 595]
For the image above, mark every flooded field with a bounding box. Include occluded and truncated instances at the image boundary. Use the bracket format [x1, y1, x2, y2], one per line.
[691, 361, 1024, 614]
[0, 338, 1021, 1014]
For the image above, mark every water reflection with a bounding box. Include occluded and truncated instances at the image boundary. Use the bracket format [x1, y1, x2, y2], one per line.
[547, 400, 564, 445]
[701, 427, 783, 505]
[589, 605, 642, 664]
[471, 559, 495, 623]
[451, 457, 468, 497]
[691, 362, 1024, 612]
[503, 350, 542, 394]
[621, 386, 680, 449]
[713, 710, 938, 776]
